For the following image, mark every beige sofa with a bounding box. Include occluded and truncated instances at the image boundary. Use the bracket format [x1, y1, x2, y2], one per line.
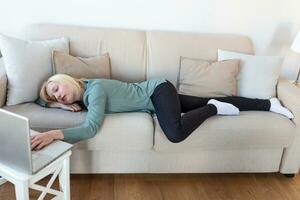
[1, 24, 300, 176]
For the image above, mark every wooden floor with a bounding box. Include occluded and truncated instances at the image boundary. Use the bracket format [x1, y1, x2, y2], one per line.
[1, 173, 300, 200]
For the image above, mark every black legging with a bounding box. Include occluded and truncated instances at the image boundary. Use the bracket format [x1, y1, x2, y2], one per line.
[150, 80, 271, 143]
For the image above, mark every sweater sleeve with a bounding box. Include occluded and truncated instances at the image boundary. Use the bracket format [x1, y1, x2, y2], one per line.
[61, 87, 107, 143]
[35, 97, 48, 107]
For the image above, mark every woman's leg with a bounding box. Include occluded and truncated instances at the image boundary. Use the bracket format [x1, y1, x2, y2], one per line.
[179, 94, 270, 112]
[150, 80, 218, 143]
[179, 94, 293, 119]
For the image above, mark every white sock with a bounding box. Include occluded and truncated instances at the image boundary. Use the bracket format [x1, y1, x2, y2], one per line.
[270, 97, 294, 119]
[207, 99, 239, 115]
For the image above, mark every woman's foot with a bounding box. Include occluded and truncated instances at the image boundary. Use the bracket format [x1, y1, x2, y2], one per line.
[269, 97, 294, 119]
[207, 99, 239, 115]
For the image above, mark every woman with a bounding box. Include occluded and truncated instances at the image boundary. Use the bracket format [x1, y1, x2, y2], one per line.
[31, 74, 294, 150]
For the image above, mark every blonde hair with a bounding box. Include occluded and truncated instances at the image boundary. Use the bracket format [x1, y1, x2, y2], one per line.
[40, 74, 85, 103]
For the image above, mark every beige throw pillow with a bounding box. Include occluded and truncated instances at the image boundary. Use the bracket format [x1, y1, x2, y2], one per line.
[52, 50, 111, 79]
[178, 57, 240, 97]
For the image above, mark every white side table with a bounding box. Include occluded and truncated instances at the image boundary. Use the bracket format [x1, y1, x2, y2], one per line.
[0, 150, 72, 200]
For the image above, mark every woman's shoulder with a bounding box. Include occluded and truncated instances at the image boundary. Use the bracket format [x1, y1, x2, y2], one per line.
[83, 78, 123, 93]
[83, 78, 110, 88]
[147, 78, 167, 84]
[83, 79, 106, 94]
[82, 79, 107, 104]
[83, 78, 105, 84]
[84, 78, 121, 84]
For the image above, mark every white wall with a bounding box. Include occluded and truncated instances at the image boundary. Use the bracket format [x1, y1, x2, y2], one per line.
[0, 0, 300, 79]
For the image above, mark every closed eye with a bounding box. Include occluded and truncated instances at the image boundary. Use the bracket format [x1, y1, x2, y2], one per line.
[51, 88, 58, 101]
[51, 86, 58, 100]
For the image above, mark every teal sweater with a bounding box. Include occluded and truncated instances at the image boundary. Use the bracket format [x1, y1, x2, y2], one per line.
[35, 78, 167, 143]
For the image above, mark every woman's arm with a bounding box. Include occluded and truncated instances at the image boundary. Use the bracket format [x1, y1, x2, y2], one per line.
[32, 84, 107, 148]
[48, 102, 82, 112]
[61, 87, 107, 143]
[35, 97, 82, 112]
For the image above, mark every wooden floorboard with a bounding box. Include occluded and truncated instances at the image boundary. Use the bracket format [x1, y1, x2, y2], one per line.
[1, 173, 300, 200]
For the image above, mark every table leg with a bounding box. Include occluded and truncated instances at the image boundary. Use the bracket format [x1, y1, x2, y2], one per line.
[15, 180, 29, 200]
[59, 157, 70, 200]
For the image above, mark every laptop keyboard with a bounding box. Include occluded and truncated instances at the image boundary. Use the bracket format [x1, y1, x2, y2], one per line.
[31, 151, 40, 160]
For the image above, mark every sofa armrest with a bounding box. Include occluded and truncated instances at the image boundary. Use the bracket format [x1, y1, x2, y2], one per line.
[0, 58, 7, 107]
[277, 79, 300, 125]
[277, 79, 300, 173]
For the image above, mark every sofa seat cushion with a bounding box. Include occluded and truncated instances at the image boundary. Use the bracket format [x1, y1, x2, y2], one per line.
[153, 111, 295, 152]
[3, 103, 154, 151]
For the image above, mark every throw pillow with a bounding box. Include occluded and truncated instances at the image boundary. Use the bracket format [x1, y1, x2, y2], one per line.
[0, 34, 69, 106]
[178, 56, 240, 97]
[218, 49, 282, 99]
[52, 50, 111, 79]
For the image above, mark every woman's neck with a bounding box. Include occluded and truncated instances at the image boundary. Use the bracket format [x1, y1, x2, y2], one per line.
[77, 88, 84, 101]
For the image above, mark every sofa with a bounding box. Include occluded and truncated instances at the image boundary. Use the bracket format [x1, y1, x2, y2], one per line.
[0, 24, 300, 175]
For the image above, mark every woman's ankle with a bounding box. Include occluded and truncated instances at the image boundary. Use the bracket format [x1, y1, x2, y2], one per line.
[269, 98, 294, 119]
[207, 99, 239, 115]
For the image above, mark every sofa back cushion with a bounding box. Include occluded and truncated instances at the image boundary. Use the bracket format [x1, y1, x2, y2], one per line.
[24, 25, 254, 86]
[147, 31, 254, 87]
[24, 24, 147, 82]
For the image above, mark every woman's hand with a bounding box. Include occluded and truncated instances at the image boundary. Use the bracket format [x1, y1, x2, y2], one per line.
[60, 103, 82, 112]
[30, 130, 64, 150]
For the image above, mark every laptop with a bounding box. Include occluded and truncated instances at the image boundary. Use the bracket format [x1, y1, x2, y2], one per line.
[0, 108, 73, 174]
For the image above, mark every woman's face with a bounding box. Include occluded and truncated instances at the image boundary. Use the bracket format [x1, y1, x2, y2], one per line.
[46, 81, 76, 104]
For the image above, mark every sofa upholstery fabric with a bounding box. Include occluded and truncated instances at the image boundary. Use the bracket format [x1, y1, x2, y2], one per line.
[0, 58, 7, 107]
[153, 111, 295, 152]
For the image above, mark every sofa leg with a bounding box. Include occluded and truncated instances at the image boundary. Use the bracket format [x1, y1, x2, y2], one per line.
[283, 173, 295, 178]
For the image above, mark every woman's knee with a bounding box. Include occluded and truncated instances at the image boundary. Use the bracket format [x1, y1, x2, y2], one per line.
[163, 129, 185, 143]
